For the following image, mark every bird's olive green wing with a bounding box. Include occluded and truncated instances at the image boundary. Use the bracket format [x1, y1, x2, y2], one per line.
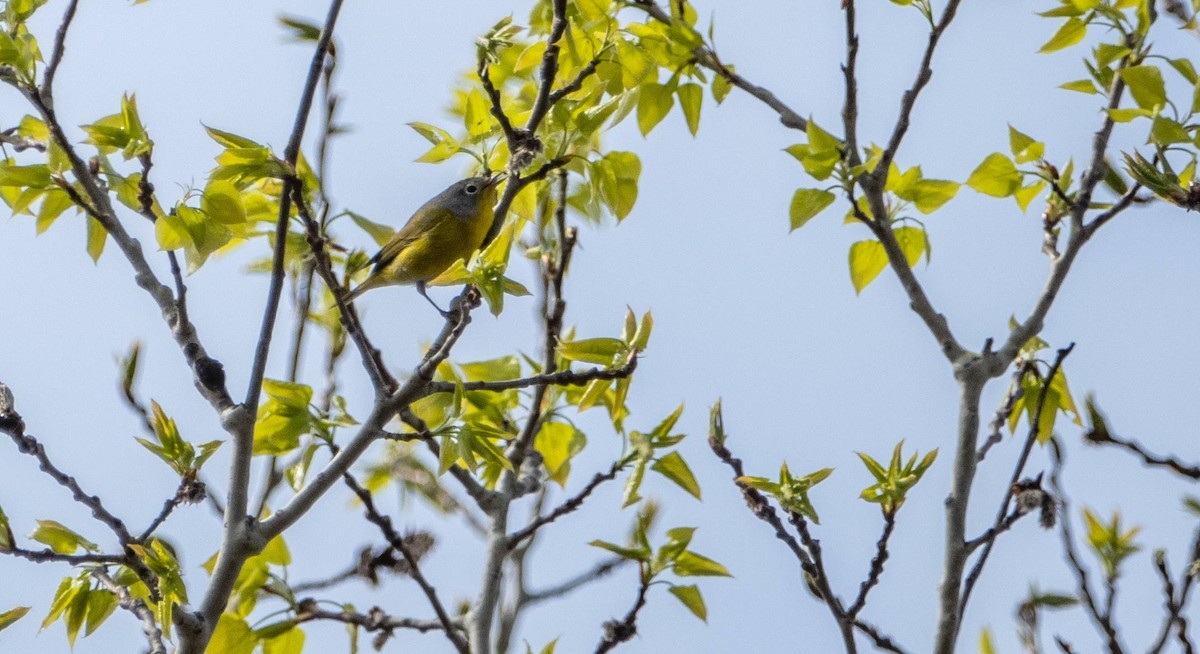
[368, 207, 442, 274]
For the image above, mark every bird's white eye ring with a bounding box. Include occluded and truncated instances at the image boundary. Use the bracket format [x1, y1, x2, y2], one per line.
[465, 184, 479, 194]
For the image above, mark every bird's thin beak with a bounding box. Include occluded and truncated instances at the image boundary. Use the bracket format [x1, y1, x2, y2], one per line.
[485, 171, 507, 187]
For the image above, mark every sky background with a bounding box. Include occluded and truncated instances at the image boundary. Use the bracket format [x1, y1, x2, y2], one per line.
[2, 1, 1199, 652]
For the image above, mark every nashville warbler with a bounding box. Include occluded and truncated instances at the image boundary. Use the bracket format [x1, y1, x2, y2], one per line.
[344, 174, 501, 312]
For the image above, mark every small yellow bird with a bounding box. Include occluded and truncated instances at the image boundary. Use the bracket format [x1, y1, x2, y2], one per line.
[345, 174, 501, 312]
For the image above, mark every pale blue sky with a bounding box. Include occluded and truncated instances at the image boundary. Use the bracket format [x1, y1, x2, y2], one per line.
[2, 1, 1198, 652]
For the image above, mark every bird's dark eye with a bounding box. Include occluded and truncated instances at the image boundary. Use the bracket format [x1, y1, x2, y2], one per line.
[465, 184, 479, 194]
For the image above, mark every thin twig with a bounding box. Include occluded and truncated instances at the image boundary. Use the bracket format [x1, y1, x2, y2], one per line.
[976, 360, 1031, 462]
[524, 557, 627, 604]
[847, 509, 896, 619]
[428, 358, 637, 394]
[39, 0, 81, 106]
[853, 618, 910, 654]
[6, 548, 125, 565]
[0, 412, 134, 544]
[198, 1, 346, 643]
[630, 0, 806, 130]
[593, 571, 651, 654]
[340, 469, 469, 653]
[298, 606, 458, 634]
[1084, 427, 1200, 480]
[1048, 438, 1126, 654]
[93, 568, 167, 654]
[506, 461, 624, 548]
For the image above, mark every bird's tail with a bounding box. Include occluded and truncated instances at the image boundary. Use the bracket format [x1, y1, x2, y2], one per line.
[342, 278, 374, 304]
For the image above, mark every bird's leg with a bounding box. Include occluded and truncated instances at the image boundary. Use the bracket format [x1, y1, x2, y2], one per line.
[416, 281, 451, 318]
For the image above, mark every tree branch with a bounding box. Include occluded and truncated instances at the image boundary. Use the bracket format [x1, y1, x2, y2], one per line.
[428, 358, 636, 395]
[39, 0, 80, 107]
[1048, 438, 1126, 654]
[506, 461, 624, 548]
[960, 344, 1073, 619]
[846, 508, 895, 619]
[1084, 425, 1200, 480]
[298, 606, 459, 634]
[93, 568, 167, 654]
[0, 411, 135, 544]
[340, 469, 468, 653]
[593, 570, 650, 654]
[197, 1, 346, 644]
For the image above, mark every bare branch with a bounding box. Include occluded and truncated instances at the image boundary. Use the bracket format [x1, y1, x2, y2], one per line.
[631, 0, 806, 130]
[853, 618, 910, 654]
[523, 0, 569, 135]
[1048, 438, 1126, 654]
[6, 548, 125, 565]
[841, 0, 861, 164]
[39, 0, 80, 107]
[506, 461, 624, 548]
[847, 509, 895, 619]
[960, 345, 1074, 618]
[525, 557, 627, 605]
[875, 0, 964, 176]
[593, 572, 650, 654]
[0, 411, 134, 544]
[199, 1, 347, 643]
[708, 435, 811, 567]
[298, 605, 459, 634]
[340, 469, 468, 653]
[93, 568, 167, 654]
[429, 358, 636, 395]
[1084, 425, 1200, 480]
[976, 360, 1031, 462]
[998, 62, 1131, 366]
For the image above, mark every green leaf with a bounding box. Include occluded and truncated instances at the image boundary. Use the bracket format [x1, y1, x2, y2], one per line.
[201, 180, 246, 225]
[558, 337, 624, 365]
[894, 226, 927, 267]
[966, 153, 1021, 197]
[345, 210, 394, 246]
[712, 67, 734, 104]
[848, 239, 888, 294]
[84, 589, 117, 636]
[637, 83, 675, 136]
[205, 125, 265, 150]
[673, 550, 732, 577]
[980, 628, 996, 654]
[1038, 18, 1087, 53]
[677, 83, 703, 136]
[0, 164, 51, 189]
[1106, 107, 1152, 123]
[535, 422, 586, 487]
[1120, 66, 1167, 110]
[789, 188, 835, 231]
[262, 625, 305, 654]
[30, 521, 97, 555]
[1150, 116, 1192, 145]
[253, 379, 314, 455]
[651, 451, 701, 500]
[0, 607, 30, 633]
[908, 179, 960, 214]
[588, 539, 649, 562]
[1008, 125, 1045, 164]
[208, 613, 257, 654]
[668, 585, 707, 621]
[593, 151, 641, 221]
[1014, 182, 1046, 212]
[1059, 79, 1098, 94]
[0, 504, 13, 551]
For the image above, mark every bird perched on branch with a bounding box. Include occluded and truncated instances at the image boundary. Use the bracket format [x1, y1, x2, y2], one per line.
[344, 174, 502, 313]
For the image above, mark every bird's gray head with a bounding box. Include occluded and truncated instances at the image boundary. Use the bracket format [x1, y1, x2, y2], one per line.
[431, 175, 499, 220]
